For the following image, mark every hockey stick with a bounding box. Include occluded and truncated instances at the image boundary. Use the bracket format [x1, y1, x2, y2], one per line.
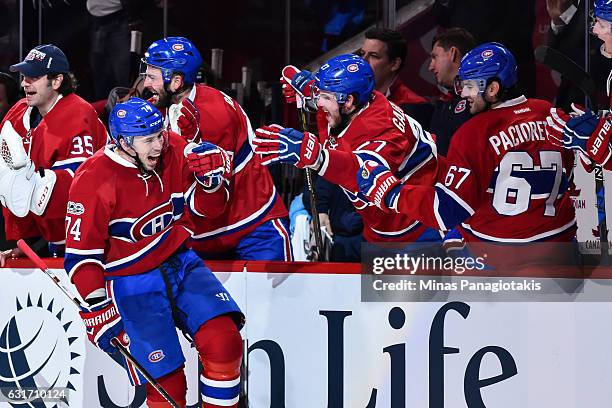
[16, 239, 180, 408]
[534, 45, 597, 107]
[298, 108, 326, 261]
[535, 45, 609, 261]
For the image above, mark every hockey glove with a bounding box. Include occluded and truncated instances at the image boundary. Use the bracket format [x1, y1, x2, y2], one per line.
[185, 142, 232, 192]
[582, 112, 612, 166]
[545, 104, 591, 155]
[280, 65, 315, 104]
[169, 98, 201, 143]
[357, 160, 402, 211]
[79, 298, 128, 354]
[0, 160, 56, 217]
[252, 124, 322, 169]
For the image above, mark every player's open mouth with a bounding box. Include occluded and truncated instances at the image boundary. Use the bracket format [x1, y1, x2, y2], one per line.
[145, 89, 160, 104]
[147, 155, 160, 165]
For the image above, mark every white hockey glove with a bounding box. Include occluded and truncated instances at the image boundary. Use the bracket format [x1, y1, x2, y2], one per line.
[0, 160, 56, 217]
[0, 120, 29, 169]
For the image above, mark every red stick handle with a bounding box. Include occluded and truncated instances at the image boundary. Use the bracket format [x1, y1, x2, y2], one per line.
[17, 239, 48, 271]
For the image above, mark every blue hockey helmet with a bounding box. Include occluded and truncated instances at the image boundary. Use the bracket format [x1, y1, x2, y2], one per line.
[143, 37, 203, 85]
[109, 98, 164, 146]
[594, 0, 612, 22]
[457, 42, 517, 95]
[314, 54, 375, 106]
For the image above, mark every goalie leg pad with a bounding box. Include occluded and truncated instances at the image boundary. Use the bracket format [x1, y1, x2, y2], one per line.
[195, 315, 243, 407]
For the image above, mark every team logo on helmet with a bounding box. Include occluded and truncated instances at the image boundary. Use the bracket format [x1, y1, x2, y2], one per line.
[481, 49, 494, 59]
[347, 63, 359, 73]
[116, 109, 127, 118]
[172, 43, 184, 51]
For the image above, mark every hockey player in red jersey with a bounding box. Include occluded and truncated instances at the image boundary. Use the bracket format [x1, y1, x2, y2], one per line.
[141, 36, 291, 261]
[64, 98, 243, 407]
[254, 54, 443, 244]
[0, 44, 107, 264]
[357, 43, 576, 248]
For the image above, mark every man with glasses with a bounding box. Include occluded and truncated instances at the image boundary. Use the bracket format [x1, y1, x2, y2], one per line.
[0, 44, 107, 265]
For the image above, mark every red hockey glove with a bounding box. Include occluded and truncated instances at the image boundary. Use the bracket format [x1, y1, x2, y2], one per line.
[280, 65, 315, 104]
[79, 298, 128, 354]
[186, 142, 233, 191]
[586, 113, 612, 166]
[172, 98, 201, 143]
[545, 107, 571, 147]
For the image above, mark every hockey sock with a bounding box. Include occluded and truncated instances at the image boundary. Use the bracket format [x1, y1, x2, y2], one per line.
[146, 366, 187, 408]
[195, 315, 243, 408]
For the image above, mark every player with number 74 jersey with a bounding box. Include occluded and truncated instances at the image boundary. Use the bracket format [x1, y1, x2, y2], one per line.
[358, 43, 576, 245]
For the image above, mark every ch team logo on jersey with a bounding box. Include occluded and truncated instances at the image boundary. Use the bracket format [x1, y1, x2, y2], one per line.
[455, 99, 467, 114]
[347, 63, 359, 72]
[481, 49, 494, 59]
[130, 199, 178, 241]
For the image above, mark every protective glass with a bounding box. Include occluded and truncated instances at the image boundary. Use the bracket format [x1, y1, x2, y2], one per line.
[313, 87, 338, 105]
[455, 78, 486, 98]
[590, 16, 612, 34]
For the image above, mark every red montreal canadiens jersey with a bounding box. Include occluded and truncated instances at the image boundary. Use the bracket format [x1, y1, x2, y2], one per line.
[64, 133, 228, 289]
[317, 91, 441, 242]
[0, 94, 108, 243]
[395, 96, 576, 242]
[182, 84, 287, 252]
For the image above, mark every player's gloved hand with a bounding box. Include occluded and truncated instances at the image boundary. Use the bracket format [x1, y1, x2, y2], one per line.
[545, 105, 591, 155]
[252, 124, 322, 169]
[79, 298, 128, 354]
[545, 107, 571, 147]
[570, 111, 612, 166]
[185, 142, 232, 192]
[169, 98, 201, 143]
[547, 106, 612, 165]
[357, 160, 402, 211]
[280, 66, 315, 104]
